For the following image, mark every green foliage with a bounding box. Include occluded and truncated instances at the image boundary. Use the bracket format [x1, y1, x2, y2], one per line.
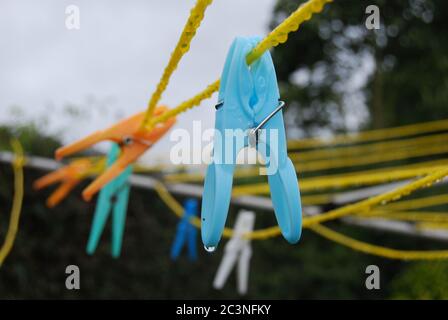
[390, 261, 448, 299]
[0, 124, 60, 158]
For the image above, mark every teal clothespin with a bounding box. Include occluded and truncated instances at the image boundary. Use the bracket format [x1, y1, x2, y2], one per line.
[86, 143, 132, 258]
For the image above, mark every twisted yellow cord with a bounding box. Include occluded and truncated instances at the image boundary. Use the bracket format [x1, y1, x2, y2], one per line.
[166, 161, 448, 185]
[379, 194, 448, 212]
[0, 139, 25, 266]
[290, 132, 448, 161]
[288, 118, 448, 149]
[163, 153, 448, 185]
[291, 142, 448, 172]
[141, 0, 214, 128]
[244, 171, 448, 241]
[301, 169, 448, 226]
[245, 0, 332, 64]
[147, 0, 333, 128]
[360, 211, 448, 222]
[308, 223, 448, 260]
[147, 80, 220, 128]
[154, 168, 448, 241]
[154, 170, 448, 259]
[416, 222, 448, 230]
[232, 165, 448, 195]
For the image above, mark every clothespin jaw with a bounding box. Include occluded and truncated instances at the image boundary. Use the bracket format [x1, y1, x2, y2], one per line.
[86, 143, 132, 258]
[33, 158, 99, 208]
[213, 210, 255, 295]
[110, 176, 131, 257]
[170, 198, 199, 261]
[55, 106, 176, 201]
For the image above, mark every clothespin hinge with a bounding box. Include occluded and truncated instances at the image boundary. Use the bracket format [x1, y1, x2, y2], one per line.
[248, 100, 285, 147]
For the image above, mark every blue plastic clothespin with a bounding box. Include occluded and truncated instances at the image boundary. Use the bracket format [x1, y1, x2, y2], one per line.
[201, 36, 303, 249]
[170, 198, 198, 261]
[86, 143, 132, 258]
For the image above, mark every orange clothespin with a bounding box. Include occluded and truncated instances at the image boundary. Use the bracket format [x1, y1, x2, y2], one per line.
[55, 106, 176, 201]
[33, 158, 103, 208]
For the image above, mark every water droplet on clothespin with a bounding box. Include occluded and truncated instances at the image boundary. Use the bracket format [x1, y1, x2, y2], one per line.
[204, 245, 216, 253]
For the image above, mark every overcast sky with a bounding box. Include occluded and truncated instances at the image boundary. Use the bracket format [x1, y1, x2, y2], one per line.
[0, 0, 277, 164]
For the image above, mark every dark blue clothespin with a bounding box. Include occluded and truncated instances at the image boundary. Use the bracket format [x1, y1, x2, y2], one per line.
[170, 198, 198, 261]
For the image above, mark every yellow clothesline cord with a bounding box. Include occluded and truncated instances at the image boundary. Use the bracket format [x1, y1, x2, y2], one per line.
[290, 142, 448, 172]
[232, 165, 448, 195]
[0, 139, 25, 266]
[301, 193, 334, 205]
[416, 222, 448, 230]
[235, 169, 448, 239]
[153, 168, 448, 241]
[289, 132, 448, 161]
[301, 169, 448, 227]
[308, 223, 448, 260]
[141, 0, 214, 128]
[146, 0, 333, 129]
[163, 155, 448, 185]
[302, 187, 448, 208]
[359, 211, 448, 223]
[288, 118, 448, 149]
[380, 194, 448, 212]
[245, 0, 332, 64]
[154, 170, 448, 259]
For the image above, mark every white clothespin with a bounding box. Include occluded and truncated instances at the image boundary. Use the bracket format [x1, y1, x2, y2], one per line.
[213, 210, 255, 295]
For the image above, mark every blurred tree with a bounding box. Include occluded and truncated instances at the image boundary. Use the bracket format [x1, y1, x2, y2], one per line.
[272, 0, 448, 134]
[0, 124, 60, 158]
